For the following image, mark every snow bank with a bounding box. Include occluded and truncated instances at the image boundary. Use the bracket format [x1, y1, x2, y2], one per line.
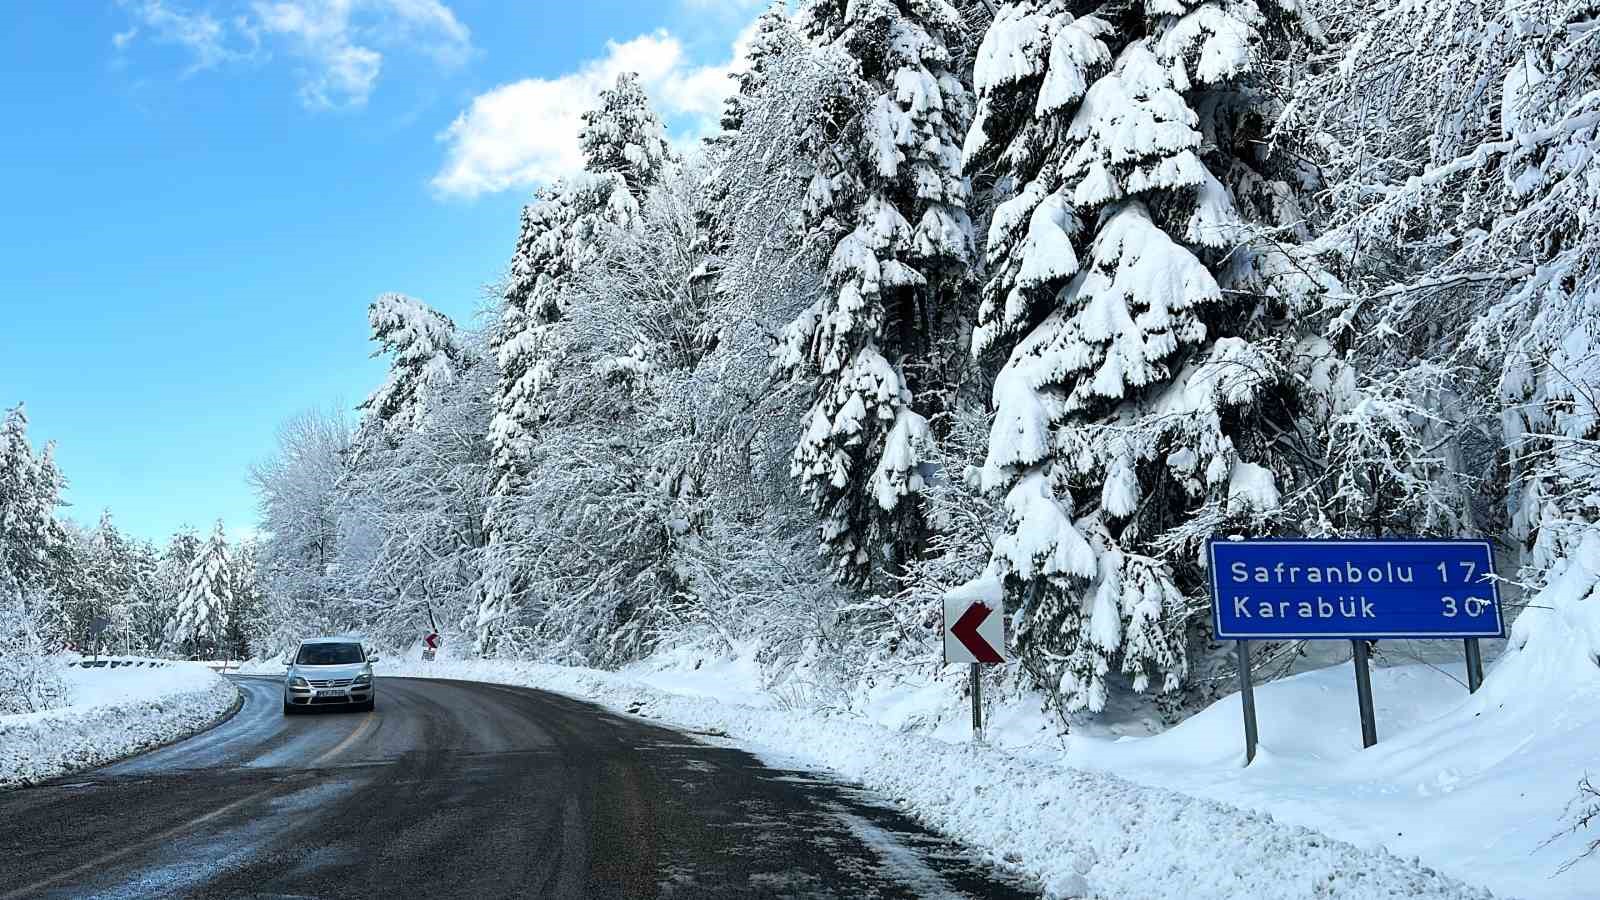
[385, 655, 1493, 899]
[614, 638, 1589, 898]
[1058, 658, 1599, 900]
[0, 659, 238, 789]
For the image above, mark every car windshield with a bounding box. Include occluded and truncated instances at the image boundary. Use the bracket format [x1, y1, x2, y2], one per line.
[295, 643, 364, 666]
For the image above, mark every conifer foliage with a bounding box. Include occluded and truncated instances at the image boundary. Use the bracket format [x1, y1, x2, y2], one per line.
[0, 404, 64, 595]
[962, 0, 1320, 713]
[172, 523, 233, 659]
[776, 0, 977, 586]
[359, 293, 468, 446]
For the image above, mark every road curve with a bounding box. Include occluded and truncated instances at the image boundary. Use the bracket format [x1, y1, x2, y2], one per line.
[0, 675, 1038, 899]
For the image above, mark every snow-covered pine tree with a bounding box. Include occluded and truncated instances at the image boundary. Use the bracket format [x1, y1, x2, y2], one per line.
[776, 0, 976, 586]
[357, 293, 467, 448]
[78, 510, 133, 651]
[172, 522, 232, 659]
[718, 3, 793, 138]
[961, 0, 1328, 715]
[482, 75, 676, 655]
[223, 539, 264, 661]
[489, 74, 675, 497]
[580, 72, 675, 196]
[155, 527, 200, 654]
[123, 536, 164, 654]
[0, 404, 64, 595]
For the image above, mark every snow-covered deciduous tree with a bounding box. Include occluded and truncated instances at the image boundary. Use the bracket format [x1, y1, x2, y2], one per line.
[340, 334, 493, 651]
[961, 0, 1330, 715]
[1293, 0, 1600, 681]
[172, 522, 232, 659]
[481, 76, 676, 655]
[0, 585, 68, 715]
[250, 407, 352, 651]
[775, 0, 977, 587]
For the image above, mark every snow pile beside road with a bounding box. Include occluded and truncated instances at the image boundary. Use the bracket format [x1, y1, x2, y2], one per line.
[1061, 659, 1599, 900]
[387, 656, 1493, 899]
[0, 660, 238, 788]
[617, 637, 1590, 899]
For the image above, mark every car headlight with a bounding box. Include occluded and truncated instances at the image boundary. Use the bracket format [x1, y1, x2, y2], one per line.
[353, 673, 372, 685]
[289, 676, 308, 688]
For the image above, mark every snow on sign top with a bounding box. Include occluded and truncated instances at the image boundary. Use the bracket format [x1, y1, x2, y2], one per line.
[944, 574, 1006, 665]
[1208, 539, 1503, 640]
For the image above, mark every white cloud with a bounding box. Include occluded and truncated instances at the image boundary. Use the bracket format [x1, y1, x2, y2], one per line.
[116, 0, 248, 74]
[432, 24, 758, 198]
[114, 0, 473, 109]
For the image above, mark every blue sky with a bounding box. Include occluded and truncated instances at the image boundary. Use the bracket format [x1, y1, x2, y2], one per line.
[0, 0, 763, 543]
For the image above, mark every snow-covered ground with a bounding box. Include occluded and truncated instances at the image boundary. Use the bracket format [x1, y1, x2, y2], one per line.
[0, 658, 238, 789]
[381, 652, 1502, 899]
[1060, 660, 1595, 900]
[620, 643, 1595, 900]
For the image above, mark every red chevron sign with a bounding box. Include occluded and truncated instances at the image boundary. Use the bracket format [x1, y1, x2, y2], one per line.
[944, 586, 1006, 666]
[952, 603, 1003, 663]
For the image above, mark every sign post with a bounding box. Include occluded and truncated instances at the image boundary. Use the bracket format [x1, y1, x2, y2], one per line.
[1464, 638, 1484, 693]
[944, 578, 1006, 743]
[1210, 539, 1501, 761]
[1351, 639, 1378, 747]
[1236, 640, 1258, 763]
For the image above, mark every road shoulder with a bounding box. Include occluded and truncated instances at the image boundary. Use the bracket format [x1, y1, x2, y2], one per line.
[0, 660, 240, 789]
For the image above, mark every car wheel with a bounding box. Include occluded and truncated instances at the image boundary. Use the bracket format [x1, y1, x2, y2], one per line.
[283, 699, 296, 715]
[358, 698, 375, 712]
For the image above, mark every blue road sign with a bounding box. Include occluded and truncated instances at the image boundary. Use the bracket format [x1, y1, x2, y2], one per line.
[1209, 539, 1503, 640]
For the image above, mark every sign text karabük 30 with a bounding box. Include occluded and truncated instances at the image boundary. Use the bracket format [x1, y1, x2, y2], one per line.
[1208, 539, 1503, 640]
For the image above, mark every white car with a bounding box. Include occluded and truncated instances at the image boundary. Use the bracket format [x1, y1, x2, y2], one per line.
[282, 637, 377, 714]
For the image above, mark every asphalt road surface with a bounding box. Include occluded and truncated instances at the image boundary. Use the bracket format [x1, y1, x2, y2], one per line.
[0, 676, 1039, 899]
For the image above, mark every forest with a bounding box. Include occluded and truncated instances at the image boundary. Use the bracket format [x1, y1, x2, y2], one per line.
[3, 0, 1595, 732]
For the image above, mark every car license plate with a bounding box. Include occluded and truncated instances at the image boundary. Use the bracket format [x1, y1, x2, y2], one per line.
[315, 689, 347, 697]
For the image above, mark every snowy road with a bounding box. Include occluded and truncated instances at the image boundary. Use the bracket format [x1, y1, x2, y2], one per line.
[0, 675, 1037, 899]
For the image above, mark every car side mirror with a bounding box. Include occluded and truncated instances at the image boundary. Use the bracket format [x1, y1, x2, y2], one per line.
[368, 654, 381, 663]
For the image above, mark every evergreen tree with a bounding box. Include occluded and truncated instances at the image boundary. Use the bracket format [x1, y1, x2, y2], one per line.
[0, 404, 64, 595]
[775, 0, 977, 586]
[224, 539, 265, 661]
[579, 72, 675, 196]
[962, 0, 1328, 713]
[482, 75, 676, 655]
[123, 536, 164, 654]
[358, 293, 468, 448]
[172, 522, 231, 658]
[718, 3, 793, 137]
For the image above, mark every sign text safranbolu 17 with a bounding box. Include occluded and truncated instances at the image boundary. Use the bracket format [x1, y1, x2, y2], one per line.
[1209, 539, 1503, 640]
